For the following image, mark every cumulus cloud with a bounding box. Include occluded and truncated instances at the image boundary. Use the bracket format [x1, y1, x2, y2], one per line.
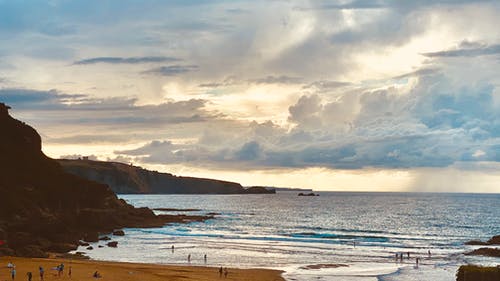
[2, 0, 500, 192]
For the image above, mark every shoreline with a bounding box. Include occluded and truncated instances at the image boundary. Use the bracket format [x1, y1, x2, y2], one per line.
[0, 256, 285, 281]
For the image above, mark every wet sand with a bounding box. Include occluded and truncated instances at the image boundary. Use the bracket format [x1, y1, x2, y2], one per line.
[0, 257, 284, 281]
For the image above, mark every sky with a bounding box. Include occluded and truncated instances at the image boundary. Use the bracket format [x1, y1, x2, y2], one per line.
[1, 0, 500, 192]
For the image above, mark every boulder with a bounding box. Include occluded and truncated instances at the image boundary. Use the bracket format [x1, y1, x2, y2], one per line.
[113, 230, 125, 236]
[79, 241, 90, 247]
[86, 246, 93, 250]
[487, 235, 500, 245]
[107, 241, 118, 248]
[99, 236, 111, 241]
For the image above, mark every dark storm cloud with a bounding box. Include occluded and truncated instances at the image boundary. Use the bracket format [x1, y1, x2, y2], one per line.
[73, 56, 182, 65]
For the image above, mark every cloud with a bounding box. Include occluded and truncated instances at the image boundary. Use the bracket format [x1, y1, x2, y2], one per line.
[249, 75, 303, 84]
[115, 140, 175, 156]
[73, 56, 181, 65]
[1, 88, 225, 147]
[142, 65, 199, 76]
[423, 42, 500, 58]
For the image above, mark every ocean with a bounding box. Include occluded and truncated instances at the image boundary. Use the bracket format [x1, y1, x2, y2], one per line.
[74, 192, 500, 280]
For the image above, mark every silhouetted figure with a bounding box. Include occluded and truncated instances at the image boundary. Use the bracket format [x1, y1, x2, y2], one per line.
[400, 253, 403, 262]
[39, 266, 44, 281]
[395, 253, 398, 261]
[26, 272, 32, 281]
[407, 252, 410, 259]
[204, 254, 207, 264]
[219, 267, 223, 277]
[11, 268, 16, 280]
[58, 263, 64, 277]
[428, 250, 431, 258]
[416, 257, 419, 268]
[188, 254, 191, 263]
[172, 245, 175, 253]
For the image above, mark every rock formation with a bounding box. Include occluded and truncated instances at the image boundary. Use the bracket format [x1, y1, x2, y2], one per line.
[0, 103, 210, 257]
[456, 265, 500, 281]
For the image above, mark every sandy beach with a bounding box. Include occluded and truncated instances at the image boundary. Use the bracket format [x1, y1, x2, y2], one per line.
[0, 257, 284, 281]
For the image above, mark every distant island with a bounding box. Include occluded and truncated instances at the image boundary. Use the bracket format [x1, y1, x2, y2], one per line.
[58, 159, 275, 194]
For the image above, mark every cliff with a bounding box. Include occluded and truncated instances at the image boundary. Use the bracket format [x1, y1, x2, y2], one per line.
[58, 159, 275, 194]
[0, 103, 206, 257]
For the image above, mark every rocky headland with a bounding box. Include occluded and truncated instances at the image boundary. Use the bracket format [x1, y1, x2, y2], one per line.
[0, 103, 211, 257]
[58, 159, 275, 194]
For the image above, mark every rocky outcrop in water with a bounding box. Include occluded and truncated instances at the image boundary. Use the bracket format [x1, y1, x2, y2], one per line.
[58, 159, 275, 194]
[465, 235, 500, 246]
[465, 248, 500, 257]
[0, 103, 211, 257]
[456, 265, 500, 281]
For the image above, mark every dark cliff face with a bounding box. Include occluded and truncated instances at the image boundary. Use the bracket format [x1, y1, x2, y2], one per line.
[58, 159, 275, 194]
[0, 103, 167, 257]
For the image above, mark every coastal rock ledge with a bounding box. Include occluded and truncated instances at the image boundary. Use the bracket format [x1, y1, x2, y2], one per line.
[0, 103, 210, 257]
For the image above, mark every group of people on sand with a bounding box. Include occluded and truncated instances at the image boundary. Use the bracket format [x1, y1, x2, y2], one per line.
[394, 250, 431, 268]
[2, 261, 104, 280]
[172, 245, 228, 278]
[4, 262, 62, 281]
[218, 267, 229, 278]
[186, 253, 208, 264]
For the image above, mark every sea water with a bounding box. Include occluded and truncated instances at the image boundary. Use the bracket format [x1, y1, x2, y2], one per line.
[75, 192, 500, 280]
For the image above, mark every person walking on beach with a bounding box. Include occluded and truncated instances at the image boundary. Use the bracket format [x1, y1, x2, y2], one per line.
[415, 257, 419, 268]
[26, 272, 32, 281]
[204, 254, 207, 264]
[39, 266, 44, 281]
[171, 245, 174, 253]
[224, 268, 228, 278]
[188, 254, 191, 263]
[68, 266, 72, 278]
[11, 267, 16, 280]
[407, 252, 410, 259]
[428, 250, 431, 258]
[58, 263, 64, 277]
[219, 267, 223, 277]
